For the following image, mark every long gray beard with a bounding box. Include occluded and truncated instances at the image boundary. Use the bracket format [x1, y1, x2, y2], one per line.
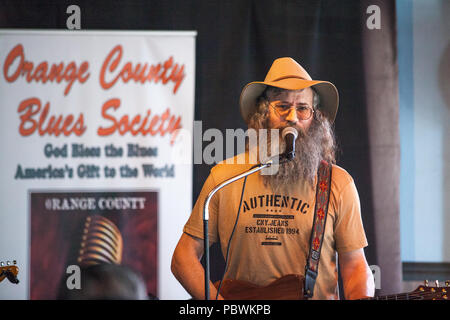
[261, 122, 326, 193]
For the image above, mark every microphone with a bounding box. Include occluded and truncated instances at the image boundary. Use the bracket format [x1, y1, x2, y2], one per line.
[281, 127, 298, 160]
[77, 215, 123, 266]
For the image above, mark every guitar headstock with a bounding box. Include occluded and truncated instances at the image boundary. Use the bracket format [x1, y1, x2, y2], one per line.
[0, 260, 19, 284]
[411, 280, 449, 300]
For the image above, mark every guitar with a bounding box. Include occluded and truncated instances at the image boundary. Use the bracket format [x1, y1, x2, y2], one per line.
[215, 274, 304, 300]
[0, 260, 20, 284]
[215, 274, 449, 300]
[363, 280, 449, 300]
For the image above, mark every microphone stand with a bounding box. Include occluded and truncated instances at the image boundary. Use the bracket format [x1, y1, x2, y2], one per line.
[202, 154, 290, 300]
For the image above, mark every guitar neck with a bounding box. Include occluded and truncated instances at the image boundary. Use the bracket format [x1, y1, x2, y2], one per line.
[366, 293, 419, 300]
[364, 286, 449, 300]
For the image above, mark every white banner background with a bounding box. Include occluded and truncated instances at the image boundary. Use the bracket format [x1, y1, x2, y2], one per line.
[0, 30, 195, 299]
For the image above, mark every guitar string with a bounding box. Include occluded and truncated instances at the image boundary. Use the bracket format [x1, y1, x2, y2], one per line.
[366, 290, 445, 300]
[398, 291, 447, 300]
[372, 290, 448, 300]
[374, 293, 441, 300]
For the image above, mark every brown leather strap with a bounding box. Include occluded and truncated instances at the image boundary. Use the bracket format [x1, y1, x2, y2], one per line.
[304, 160, 332, 298]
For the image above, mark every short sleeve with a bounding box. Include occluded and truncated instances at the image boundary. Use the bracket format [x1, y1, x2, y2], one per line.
[333, 180, 368, 253]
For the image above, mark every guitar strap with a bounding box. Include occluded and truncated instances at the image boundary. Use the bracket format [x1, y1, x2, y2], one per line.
[304, 160, 332, 299]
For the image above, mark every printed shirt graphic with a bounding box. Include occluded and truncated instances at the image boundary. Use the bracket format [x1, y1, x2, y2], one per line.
[184, 154, 368, 300]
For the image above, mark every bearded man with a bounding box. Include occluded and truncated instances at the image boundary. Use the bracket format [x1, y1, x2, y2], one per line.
[171, 57, 375, 300]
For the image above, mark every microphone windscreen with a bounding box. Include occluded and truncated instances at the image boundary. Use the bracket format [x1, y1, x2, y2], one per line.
[77, 215, 123, 266]
[281, 127, 298, 139]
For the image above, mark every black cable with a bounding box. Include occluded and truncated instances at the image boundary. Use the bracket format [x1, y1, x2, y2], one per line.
[215, 175, 248, 300]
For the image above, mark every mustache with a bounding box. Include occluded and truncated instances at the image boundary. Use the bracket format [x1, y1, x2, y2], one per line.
[261, 122, 326, 192]
[269, 126, 308, 156]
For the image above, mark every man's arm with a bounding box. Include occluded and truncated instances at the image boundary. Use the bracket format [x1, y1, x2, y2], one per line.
[171, 232, 224, 300]
[339, 248, 375, 300]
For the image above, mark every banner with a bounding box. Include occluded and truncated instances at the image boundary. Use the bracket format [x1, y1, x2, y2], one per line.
[0, 30, 196, 299]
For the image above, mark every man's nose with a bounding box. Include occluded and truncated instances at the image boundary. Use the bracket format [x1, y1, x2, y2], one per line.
[285, 107, 298, 123]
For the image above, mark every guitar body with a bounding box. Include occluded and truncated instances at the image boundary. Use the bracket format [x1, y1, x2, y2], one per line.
[215, 274, 305, 300]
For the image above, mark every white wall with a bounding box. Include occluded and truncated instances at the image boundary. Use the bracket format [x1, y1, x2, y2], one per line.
[398, 0, 450, 262]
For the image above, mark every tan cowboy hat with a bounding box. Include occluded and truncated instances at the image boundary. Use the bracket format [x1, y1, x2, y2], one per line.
[239, 57, 339, 123]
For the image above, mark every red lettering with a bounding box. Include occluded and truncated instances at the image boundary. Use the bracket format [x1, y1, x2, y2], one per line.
[97, 98, 121, 136]
[48, 63, 64, 82]
[23, 61, 34, 82]
[99, 45, 185, 94]
[99, 45, 122, 90]
[160, 57, 173, 84]
[97, 98, 182, 143]
[169, 116, 182, 144]
[147, 115, 160, 135]
[3, 44, 24, 82]
[32, 62, 49, 83]
[17, 97, 86, 137]
[3, 44, 90, 95]
[158, 109, 170, 134]
[18, 97, 40, 136]
[118, 115, 130, 135]
[147, 64, 161, 82]
[79, 62, 90, 83]
[62, 62, 77, 95]
[121, 62, 133, 83]
[171, 64, 185, 93]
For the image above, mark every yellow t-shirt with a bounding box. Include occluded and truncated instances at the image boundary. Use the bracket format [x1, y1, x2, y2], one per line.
[183, 154, 368, 300]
